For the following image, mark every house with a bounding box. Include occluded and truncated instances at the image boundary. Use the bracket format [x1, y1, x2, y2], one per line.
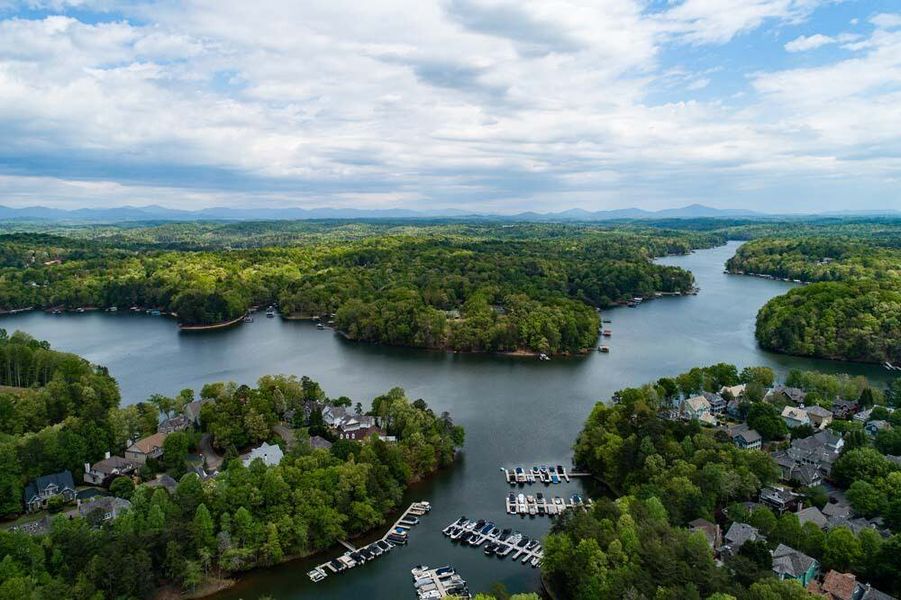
[688, 518, 722, 549]
[772, 544, 820, 587]
[767, 385, 807, 406]
[241, 442, 284, 467]
[683, 395, 711, 421]
[23, 470, 77, 513]
[822, 501, 851, 521]
[158, 415, 192, 434]
[720, 384, 747, 400]
[771, 430, 844, 485]
[858, 584, 896, 600]
[808, 570, 857, 600]
[772, 451, 822, 486]
[853, 407, 875, 423]
[183, 398, 212, 426]
[83, 453, 137, 486]
[796, 506, 828, 530]
[125, 432, 168, 464]
[322, 405, 350, 427]
[760, 486, 799, 513]
[865, 420, 891, 436]
[831, 399, 859, 420]
[782, 406, 811, 429]
[144, 474, 178, 494]
[726, 397, 744, 419]
[77, 496, 132, 522]
[703, 392, 727, 415]
[805, 405, 833, 430]
[323, 406, 391, 441]
[310, 435, 333, 450]
[720, 522, 763, 557]
[729, 424, 762, 450]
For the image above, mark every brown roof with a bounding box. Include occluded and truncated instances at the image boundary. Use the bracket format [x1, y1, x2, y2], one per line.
[822, 570, 857, 600]
[128, 432, 168, 454]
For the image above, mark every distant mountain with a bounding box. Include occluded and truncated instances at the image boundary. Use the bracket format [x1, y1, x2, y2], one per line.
[0, 203, 894, 223]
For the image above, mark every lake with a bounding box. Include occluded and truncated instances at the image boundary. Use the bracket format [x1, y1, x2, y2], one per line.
[0, 241, 891, 599]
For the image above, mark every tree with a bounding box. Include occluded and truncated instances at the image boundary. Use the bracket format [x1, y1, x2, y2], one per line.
[147, 393, 176, 418]
[193, 503, 216, 554]
[823, 527, 862, 572]
[162, 431, 191, 476]
[847, 480, 885, 518]
[741, 367, 775, 387]
[109, 476, 135, 500]
[747, 403, 788, 441]
[859, 387, 876, 409]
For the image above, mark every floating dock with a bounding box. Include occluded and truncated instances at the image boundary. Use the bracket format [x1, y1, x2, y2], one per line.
[307, 501, 431, 583]
[505, 493, 593, 516]
[501, 465, 591, 485]
[442, 517, 543, 568]
[411, 565, 470, 599]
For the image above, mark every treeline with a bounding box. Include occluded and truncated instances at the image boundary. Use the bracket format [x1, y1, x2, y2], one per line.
[726, 233, 901, 364]
[0, 223, 718, 354]
[543, 364, 901, 599]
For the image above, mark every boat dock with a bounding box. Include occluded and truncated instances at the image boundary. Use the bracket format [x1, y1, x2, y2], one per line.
[442, 517, 544, 569]
[501, 465, 590, 484]
[411, 565, 471, 599]
[307, 501, 431, 583]
[505, 492, 593, 516]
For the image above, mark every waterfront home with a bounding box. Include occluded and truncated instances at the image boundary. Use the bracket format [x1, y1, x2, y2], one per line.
[796, 506, 828, 530]
[241, 441, 284, 467]
[183, 398, 212, 426]
[83, 453, 137, 486]
[729, 424, 762, 450]
[767, 385, 807, 406]
[125, 432, 168, 464]
[805, 405, 833, 430]
[23, 470, 77, 513]
[782, 406, 811, 429]
[323, 406, 393, 441]
[760, 486, 799, 513]
[831, 399, 859, 420]
[720, 384, 747, 400]
[702, 392, 727, 415]
[683, 395, 711, 421]
[719, 522, 763, 558]
[688, 518, 721, 549]
[158, 414, 192, 434]
[772, 544, 820, 587]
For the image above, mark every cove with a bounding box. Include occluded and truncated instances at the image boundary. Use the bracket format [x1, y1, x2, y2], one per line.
[0, 241, 891, 599]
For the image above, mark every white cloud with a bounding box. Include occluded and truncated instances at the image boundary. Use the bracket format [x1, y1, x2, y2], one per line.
[785, 33, 835, 51]
[0, 2, 897, 213]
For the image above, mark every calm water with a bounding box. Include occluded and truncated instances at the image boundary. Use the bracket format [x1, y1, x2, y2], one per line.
[0, 241, 891, 599]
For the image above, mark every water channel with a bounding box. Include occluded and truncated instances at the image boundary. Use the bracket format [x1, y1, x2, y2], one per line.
[1, 241, 891, 599]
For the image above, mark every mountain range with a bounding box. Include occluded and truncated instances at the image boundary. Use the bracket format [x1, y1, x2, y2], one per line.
[0, 203, 896, 223]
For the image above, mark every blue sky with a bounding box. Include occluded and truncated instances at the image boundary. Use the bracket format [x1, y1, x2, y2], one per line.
[0, 0, 898, 213]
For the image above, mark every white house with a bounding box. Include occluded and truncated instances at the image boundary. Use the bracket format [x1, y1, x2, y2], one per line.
[241, 442, 284, 467]
[781, 406, 811, 429]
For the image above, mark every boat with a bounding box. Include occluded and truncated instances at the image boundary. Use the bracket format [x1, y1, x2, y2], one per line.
[886, 362, 901, 371]
[538, 353, 550, 361]
[317, 322, 325, 330]
[598, 345, 610, 353]
[602, 330, 612, 337]
[266, 309, 275, 318]
[243, 315, 254, 323]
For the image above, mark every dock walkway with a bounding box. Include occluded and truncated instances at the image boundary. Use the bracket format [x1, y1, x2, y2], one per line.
[307, 500, 431, 583]
[502, 465, 590, 485]
[411, 565, 471, 599]
[441, 517, 544, 569]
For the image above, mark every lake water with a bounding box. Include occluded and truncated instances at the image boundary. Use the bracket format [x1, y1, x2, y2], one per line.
[0, 241, 891, 599]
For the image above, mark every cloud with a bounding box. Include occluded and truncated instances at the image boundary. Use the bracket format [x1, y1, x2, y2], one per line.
[0, 1, 897, 213]
[785, 33, 836, 51]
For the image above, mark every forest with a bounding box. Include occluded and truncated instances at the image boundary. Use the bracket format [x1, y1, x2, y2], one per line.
[542, 364, 901, 600]
[727, 235, 901, 363]
[0, 222, 721, 354]
[0, 331, 464, 598]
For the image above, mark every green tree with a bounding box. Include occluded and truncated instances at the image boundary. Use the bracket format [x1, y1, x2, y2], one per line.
[109, 476, 135, 500]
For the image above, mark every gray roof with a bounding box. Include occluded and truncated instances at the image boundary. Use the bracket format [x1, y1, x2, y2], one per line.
[310, 435, 333, 450]
[805, 405, 833, 418]
[796, 506, 828, 529]
[859, 585, 896, 600]
[724, 522, 761, 547]
[730, 424, 762, 444]
[89, 455, 136, 475]
[772, 544, 818, 578]
[24, 470, 75, 502]
[822, 502, 851, 519]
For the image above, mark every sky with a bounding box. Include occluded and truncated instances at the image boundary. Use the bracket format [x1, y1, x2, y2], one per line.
[0, 0, 899, 214]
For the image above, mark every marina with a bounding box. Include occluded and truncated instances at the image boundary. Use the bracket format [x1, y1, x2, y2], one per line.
[441, 517, 544, 568]
[502, 465, 591, 485]
[411, 565, 470, 599]
[505, 492, 593, 516]
[306, 501, 431, 583]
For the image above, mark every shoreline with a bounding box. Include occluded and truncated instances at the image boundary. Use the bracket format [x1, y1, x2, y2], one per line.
[178, 314, 246, 332]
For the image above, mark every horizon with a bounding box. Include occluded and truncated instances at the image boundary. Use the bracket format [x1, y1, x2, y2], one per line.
[0, 2, 899, 213]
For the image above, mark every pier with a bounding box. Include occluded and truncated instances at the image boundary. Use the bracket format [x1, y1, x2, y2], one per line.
[441, 517, 543, 569]
[307, 500, 431, 583]
[411, 565, 471, 599]
[505, 493, 593, 516]
[501, 465, 591, 485]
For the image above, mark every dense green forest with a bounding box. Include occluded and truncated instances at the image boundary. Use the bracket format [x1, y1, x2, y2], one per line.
[0, 222, 720, 354]
[727, 235, 901, 363]
[0, 331, 464, 598]
[543, 365, 901, 600]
